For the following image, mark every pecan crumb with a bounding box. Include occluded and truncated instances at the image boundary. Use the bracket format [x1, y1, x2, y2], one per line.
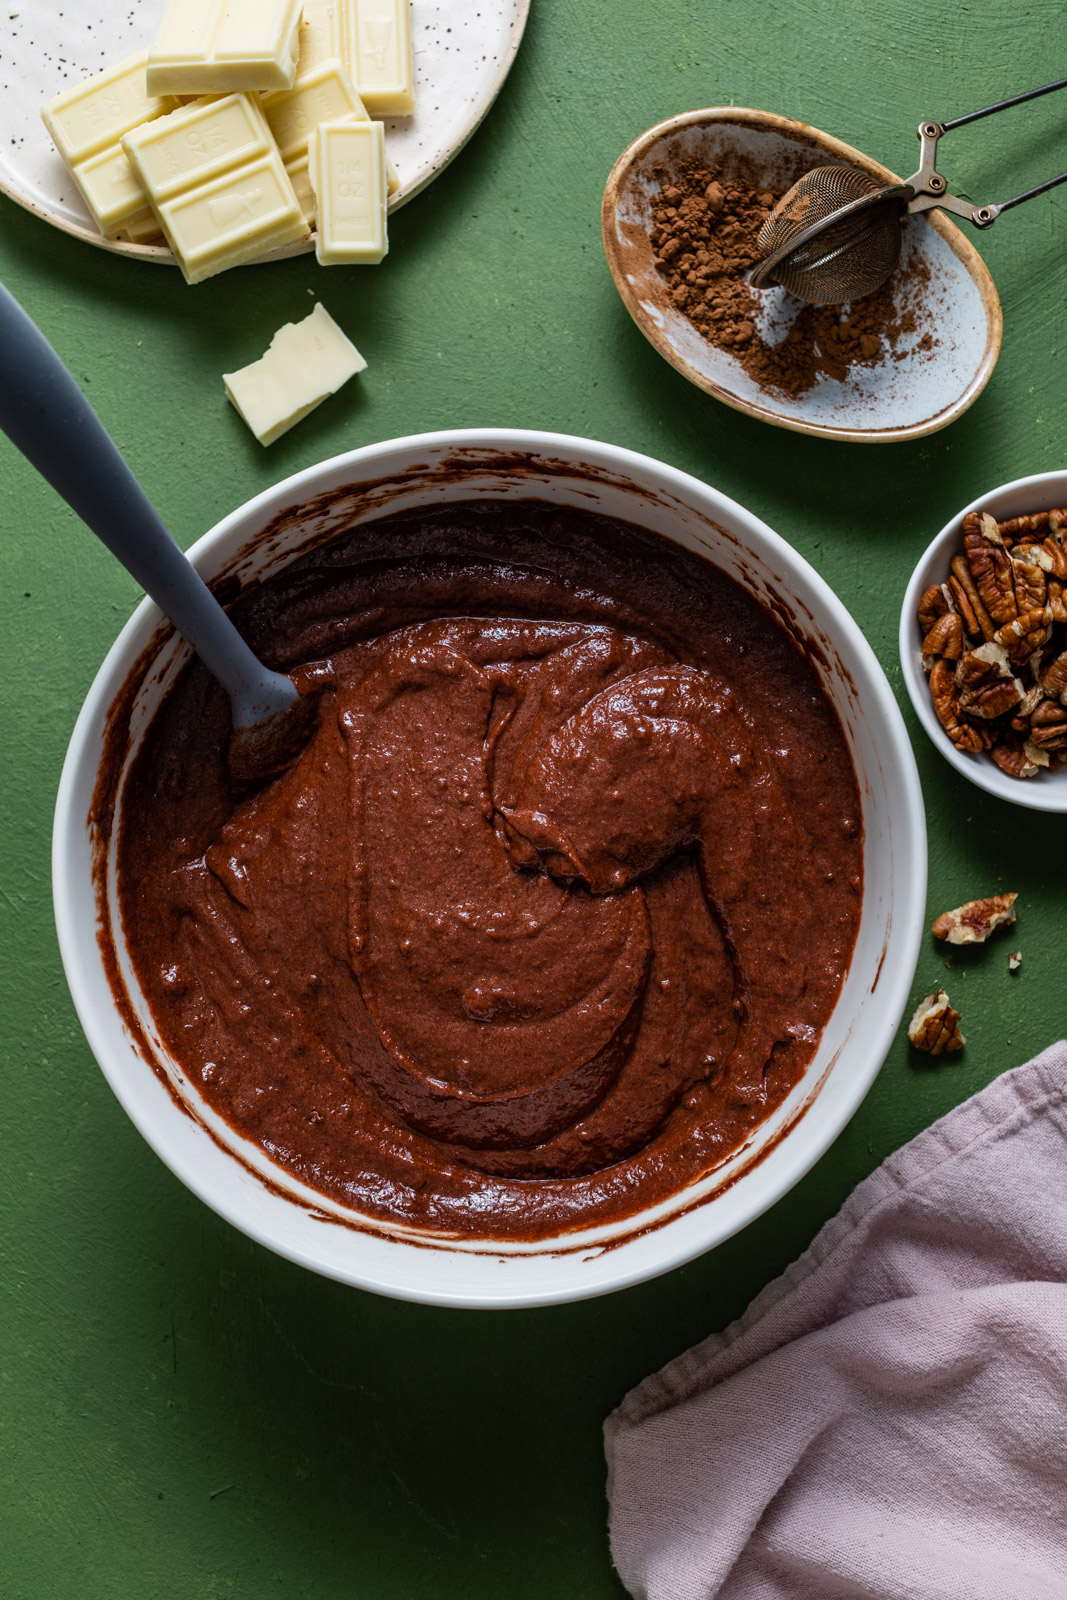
[908, 990, 966, 1055]
[1008, 950, 1022, 972]
[931, 893, 1018, 945]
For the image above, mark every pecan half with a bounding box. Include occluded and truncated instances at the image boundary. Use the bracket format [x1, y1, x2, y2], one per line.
[991, 741, 1041, 779]
[921, 611, 964, 665]
[994, 605, 1052, 664]
[932, 892, 1017, 945]
[1037, 648, 1067, 703]
[929, 658, 985, 751]
[908, 990, 965, 1055]
[1010, 553, 1048, 618]
[998, 511, 1051, 541]
[956, 642, 1024, 719]
[950, 554, 996, 641]
[918, 582, 952, 636]
[1028, 700, 1067, 752]
[964, 511, 1017, 627]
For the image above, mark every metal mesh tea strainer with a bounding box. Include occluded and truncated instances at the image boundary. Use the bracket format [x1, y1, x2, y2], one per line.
[751, 77, 1067, 304]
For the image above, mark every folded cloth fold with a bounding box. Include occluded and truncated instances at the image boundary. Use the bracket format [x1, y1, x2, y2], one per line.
[605, 1042, 1067, 1600]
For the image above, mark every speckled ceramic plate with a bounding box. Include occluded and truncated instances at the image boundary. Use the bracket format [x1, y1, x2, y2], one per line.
[603, 109, 1003, 443]
[0, 0, 529, 263]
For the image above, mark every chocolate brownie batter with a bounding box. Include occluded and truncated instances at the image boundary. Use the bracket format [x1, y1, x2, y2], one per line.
[116, 500, 862, 1239]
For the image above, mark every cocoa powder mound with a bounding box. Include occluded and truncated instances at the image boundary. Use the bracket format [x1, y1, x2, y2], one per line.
[649, 159, 936, 397]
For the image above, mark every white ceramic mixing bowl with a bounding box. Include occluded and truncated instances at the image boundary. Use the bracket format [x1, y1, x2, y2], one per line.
[53, 430, 926, 1307]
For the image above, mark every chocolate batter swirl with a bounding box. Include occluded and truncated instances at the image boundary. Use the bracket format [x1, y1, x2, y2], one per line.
[117, 500, 861, 1239]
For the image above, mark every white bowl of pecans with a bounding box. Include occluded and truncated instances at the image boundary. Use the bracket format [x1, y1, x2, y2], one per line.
[900, 471, 1067, 812]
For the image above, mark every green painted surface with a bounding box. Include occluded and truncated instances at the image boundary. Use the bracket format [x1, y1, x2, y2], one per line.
[1, 1, 1065, 1593]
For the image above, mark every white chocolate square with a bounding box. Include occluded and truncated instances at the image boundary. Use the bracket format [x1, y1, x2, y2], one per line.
[311, 119, 388, 264]
[223, 302, 366, 445]
[123, 94, 275, 205]
[297, 0, 344, 76]
[262, 58, 365, 162]
[286, 157, 317, 225]
[339, 0, 414, 116]
[42, 51, 177, 165]
[70, 145, 149, 236]
[148, 0, 303, 95]
[154, 149, 307, 283]
[114, 206, 165, 245]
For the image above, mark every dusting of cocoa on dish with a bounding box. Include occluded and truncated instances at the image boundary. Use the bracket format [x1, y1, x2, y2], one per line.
[650, 160, 936, 397]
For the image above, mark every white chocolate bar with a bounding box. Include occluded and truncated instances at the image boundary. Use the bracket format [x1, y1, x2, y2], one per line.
[41, 52, 174, 239]
[263, 58, 399, 224]
[223, 302, 366, 445]
[42, 51, 176, 165]
[148, 0, 303, 95]
[123, 93, 276, 205]
[123, 97, 306, 283]
[310, 119, 388, 264]
[340, 0, 414, 115]
[153, 148, 308, 284]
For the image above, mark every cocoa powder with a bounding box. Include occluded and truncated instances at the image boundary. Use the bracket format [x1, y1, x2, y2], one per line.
[650, 159, 935, 397]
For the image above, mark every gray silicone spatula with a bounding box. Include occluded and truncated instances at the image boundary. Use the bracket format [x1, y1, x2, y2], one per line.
[0, 282, 316, 781]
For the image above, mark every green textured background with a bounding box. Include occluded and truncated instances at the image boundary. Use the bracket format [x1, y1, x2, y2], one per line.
[2, 2, 1066, 1594]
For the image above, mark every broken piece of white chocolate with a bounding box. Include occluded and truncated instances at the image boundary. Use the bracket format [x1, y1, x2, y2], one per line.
[122, 94, 307, 283]
[148, 0, 303, 95]
[223, 302, 366, 445]
[311, 118, 388, 264]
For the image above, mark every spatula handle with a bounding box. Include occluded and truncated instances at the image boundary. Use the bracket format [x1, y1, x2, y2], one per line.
[0, 282, 296, 726]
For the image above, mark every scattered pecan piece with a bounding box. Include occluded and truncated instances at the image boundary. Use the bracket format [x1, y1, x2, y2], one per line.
[921, 611, 964, 665]
[957, 642, 1024, 719]
[908, 990, 965, 1055]
[932, 892, 1017, 945]
[1008, 950, 1022, 971]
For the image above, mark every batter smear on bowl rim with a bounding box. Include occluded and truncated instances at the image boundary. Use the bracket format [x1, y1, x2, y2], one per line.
[113, 500, 862, 1239]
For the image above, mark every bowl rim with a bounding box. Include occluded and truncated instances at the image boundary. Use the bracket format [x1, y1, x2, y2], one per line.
[898, 468, 1067, 814]
[53, 427, 927, 1305]
[601, 106, 1003, 445]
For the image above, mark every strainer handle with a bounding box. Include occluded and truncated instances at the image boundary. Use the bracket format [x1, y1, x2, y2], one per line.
[905, 76, 1067, 228]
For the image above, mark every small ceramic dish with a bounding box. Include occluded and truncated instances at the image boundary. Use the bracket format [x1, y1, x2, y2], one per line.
[0, 0, 530, 264]
[900, 470, 1067, 812]
[602, 108, 1003, 444]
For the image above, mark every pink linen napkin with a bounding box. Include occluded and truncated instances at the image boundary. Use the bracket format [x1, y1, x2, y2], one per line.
[605, 1041, 1067, 1600]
